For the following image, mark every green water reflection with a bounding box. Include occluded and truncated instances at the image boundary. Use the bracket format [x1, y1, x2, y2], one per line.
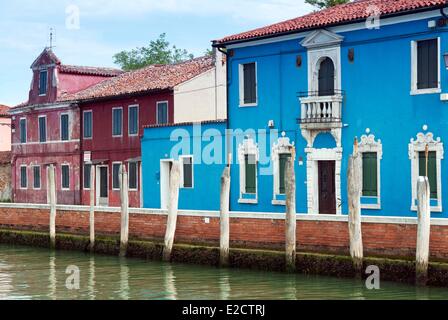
[0, 244, 447, 300]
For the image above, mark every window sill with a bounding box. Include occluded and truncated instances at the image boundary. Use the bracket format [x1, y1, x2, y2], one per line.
[272, 200, 286, 206]
[239, 103, 258, 108]
[411, 205, 442, 213]
[361, 204, 381, 210]
[238, 198, 258, 204]
[410, 88, 441, 95]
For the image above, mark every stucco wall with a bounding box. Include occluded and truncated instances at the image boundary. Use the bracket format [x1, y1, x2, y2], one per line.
[174, 51, 227, 123]
[0, 117, 11, 151]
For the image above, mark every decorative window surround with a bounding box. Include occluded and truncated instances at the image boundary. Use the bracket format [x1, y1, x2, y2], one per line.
[358, 134, 383, 210]
[305, 147, 342, 215]
[410, 38, 441, 95]
[238, 138, 259, 204]
[409, 132, 443, 212]
[271, 134, 294, 206]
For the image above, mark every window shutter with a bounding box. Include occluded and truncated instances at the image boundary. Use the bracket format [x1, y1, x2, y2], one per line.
[245, 154, 256, 194]
[39, 117, 46, 142]
[113, 164, 121, 189]
[21, 167, 27, 188]
[362, 152, 378, 197]
[417, 39, 438, 90]
[182, 157, 193, 188]
[84, 164, 91, 189]
[129, 162, 138, 189]
[243, 63, 256, 104]
[84, 112, 92, 138]
[279, 154, 291, 194]
[34, 167, 40, 189]
[20, 119, 26, 143]
[61, 114, 69, 141]
[419, 151, 437, 198]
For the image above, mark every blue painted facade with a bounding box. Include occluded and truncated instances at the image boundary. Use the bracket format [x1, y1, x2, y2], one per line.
[141, 9, 448, 218]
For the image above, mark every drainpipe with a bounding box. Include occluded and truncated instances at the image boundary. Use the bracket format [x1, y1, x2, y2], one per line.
[441, 4, 448, 19]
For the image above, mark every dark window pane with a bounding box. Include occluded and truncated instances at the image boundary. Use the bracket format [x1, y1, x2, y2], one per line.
[279, 154, 291, 194]
[84, 111, 92, 138]
[39, 117, 46, 143]
[20, 119, 26, 143]
[33, 166, 41, 189]
[84, 164, 92, 189]
[129, 162, 138, 189]
[113, 163, 121, 189]
[157, 103, 168, 124]
[362, 152, 378, 197]
[61, 166, 70, 189]
[113, 109, 123, 136]
[417, 39, 438, 90]
[183, 157, 193, 188]
[245, 154, 256, 194]
[419, 151, 437, 198]
[243, 63, 256, 104]
[39, 70, 47, 95]
[61, 114, 69, 141]
[129, 107, 138, 135]
[20, 167, 27, 188]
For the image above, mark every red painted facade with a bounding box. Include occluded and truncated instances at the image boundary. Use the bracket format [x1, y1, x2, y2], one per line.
[80, 92, 174, 208]
[11, 49, 120, 205]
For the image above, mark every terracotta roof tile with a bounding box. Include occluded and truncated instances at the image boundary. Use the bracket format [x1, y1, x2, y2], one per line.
[59, 56, 215, 102]
[0, 104, 10, 117]
[216, 0, 447, 44]
[59, 64, 124, 77]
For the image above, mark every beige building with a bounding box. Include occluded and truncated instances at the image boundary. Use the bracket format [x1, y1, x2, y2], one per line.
[0, 105, 11, 152]
[173, 49, 227, 123]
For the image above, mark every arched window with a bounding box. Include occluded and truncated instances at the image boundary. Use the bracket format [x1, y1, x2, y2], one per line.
[318, 57, 335, 96]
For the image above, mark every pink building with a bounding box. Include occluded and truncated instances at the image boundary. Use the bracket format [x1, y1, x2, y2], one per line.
[0, 105, 11, 152]
[10, 48, 122, 204]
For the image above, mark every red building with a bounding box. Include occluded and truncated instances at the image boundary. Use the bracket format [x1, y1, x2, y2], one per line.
[59, 56, 215, 208]
[10, 48, 122, 204]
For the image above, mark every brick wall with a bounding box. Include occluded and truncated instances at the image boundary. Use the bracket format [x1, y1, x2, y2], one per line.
[1, 205, 448, 260]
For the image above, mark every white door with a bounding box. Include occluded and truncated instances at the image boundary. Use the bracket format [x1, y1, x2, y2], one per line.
[160, 160, 172, 210]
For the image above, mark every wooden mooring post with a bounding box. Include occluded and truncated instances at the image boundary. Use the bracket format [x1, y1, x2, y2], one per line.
[119, 164, 129, 257]
[162, 161, 181, 262]
[285, 156, 296, 273]
[416, 176, 431, 286]
[347, 140, 363, 275]
[89, 165, 95, 252]
[219, 166, 231, 267]
[48, 164, 56, 249]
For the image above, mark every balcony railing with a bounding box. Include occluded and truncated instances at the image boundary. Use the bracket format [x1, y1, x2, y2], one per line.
[298, 91, 344, 127]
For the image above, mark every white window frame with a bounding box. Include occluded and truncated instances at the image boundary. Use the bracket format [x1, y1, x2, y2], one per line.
[60, 113, 70, 141]
[128, 105, 139, 136]
[237, 138, 259, 204]
[38, 115, 47, 143]
[156, 101, 169, 125]
[32, 165, 41, 190]
[358, 134, 382, 210]
[238, 62, 258, 107]
[83, 163, 92, 191]
[39, 69, 48, 96]
[112, 161, 122, 191]
[271, 134, 294, 206]
[409, 132, 443, 212]
[20, 165, 28, 190]
[83, 110, 93, 140]
[19, 117, 27, 144]
[61, 164, 70, 191]
[112, 107, 123, 137]
[179, 155, 194, 189]
[128, 161, 139, 191]
[410, 37, 441, 95]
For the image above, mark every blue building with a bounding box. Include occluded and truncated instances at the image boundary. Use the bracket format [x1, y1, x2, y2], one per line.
[142, 0, 448, 218]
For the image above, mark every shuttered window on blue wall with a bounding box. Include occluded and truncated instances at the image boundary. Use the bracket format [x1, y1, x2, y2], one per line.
[245, 154, 257, 194]
[419, 151, 437, 199]
[182, 157, 193, 189]
[243, 63, 256, 104]
[279, 154, 291, 194]
[417, 39, 438, 90]
[362, 152, 378, 197]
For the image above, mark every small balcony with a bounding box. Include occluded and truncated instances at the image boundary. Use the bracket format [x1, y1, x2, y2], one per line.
[298, 91, 344, 130]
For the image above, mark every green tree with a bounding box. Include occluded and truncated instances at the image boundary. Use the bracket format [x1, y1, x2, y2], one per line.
[113, 33, 195, 71]
[305, 0, 350, 9]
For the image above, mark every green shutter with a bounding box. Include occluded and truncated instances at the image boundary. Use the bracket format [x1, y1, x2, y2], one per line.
[245, 154, 256, 194]
[279, 154, 291, 194]
[419, 151, 437, 198]
[362, 152, 378, 197]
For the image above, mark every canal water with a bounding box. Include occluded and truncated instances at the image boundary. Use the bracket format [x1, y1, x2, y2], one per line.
[0, 244, 448, 300]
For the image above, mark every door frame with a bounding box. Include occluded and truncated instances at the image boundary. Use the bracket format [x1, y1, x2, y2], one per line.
[96, 165, 109, 206]
[306, 147, 342, 215]
[160, 159, 173, 210]
[318, 160, 336, 214]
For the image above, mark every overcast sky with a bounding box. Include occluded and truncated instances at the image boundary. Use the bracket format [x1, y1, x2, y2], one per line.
[0, 0, 314, 106]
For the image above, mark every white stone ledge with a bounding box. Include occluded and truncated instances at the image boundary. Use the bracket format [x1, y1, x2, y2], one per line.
[1, 203, 448, 226]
